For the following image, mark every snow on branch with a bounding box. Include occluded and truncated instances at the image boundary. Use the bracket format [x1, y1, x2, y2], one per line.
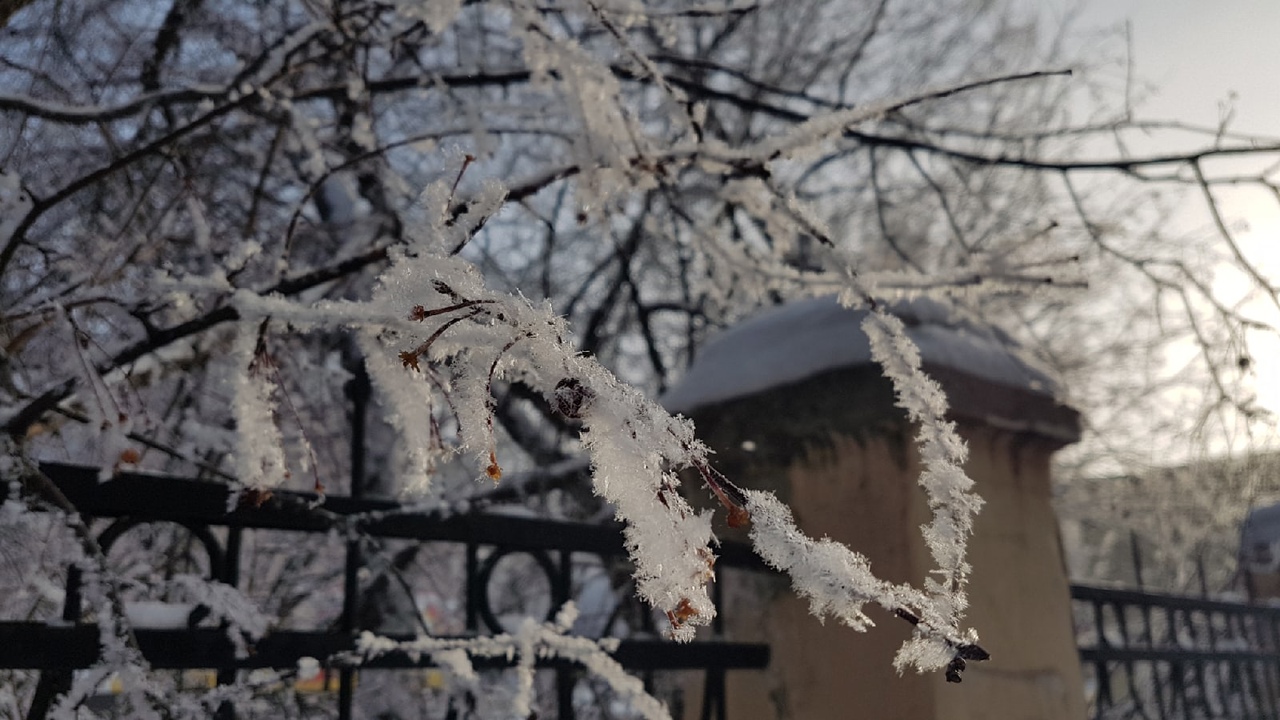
[221, 120, 993, 674]
[24, 16, 1053, 700]
[169, 574, 271, 654]
[746, 491, 986, 677]
[741, 301, 992, 676]
[701, 179, 987, 673]
[9, 459, 172, 719]
[862, 309, 981, 630]
[228, 320, 290, 496]
[0, 86, 224, 124]
[225, 183, 722, 639]
[358, 328, 447, 494]
[349, 602, 670, 720]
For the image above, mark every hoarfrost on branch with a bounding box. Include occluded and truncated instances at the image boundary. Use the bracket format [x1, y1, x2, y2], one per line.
[8, 0, 1278, 714]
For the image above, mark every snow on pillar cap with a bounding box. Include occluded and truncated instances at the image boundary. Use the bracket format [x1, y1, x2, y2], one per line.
[660, 295, 1080, 444]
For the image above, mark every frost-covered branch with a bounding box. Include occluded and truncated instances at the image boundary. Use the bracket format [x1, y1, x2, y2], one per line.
[11, 457, 171, 719]
[217, 165, 989, 674]
[349, 603, 671, 720]
[234, 213, 726, 640]
[1, 244, 393, 439]
[747, 492, 986, 676]
[0, 86, 224, 124]
[861, 310, 982, 628]
[7, 0, 1280, 712]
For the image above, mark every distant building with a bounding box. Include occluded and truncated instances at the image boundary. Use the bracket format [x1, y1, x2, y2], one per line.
[1242, 492, 1280, 599]
[1056, 453, 1280, 595]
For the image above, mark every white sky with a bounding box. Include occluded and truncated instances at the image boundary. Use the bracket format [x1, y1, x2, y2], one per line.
[1077, 0, 1279, 136]
[1069, 0, 1280, 416]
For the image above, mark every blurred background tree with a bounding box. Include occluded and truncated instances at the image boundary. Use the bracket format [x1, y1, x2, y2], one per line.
[2, 0, 1280, 712]
[6, 0, 1273, 490]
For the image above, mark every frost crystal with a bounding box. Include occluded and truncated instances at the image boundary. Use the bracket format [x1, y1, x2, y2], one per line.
[228, 321, 288, 492]
[352, 602, 671, 720]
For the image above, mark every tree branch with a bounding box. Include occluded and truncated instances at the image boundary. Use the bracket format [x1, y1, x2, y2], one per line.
[3, 245, 392, 439]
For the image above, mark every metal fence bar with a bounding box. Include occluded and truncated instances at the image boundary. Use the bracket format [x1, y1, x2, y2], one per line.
[338, 357, 370, 720]
[0, 623, 771, 671]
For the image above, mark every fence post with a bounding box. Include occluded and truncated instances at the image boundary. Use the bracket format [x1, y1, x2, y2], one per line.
[24, 566, 81, 720]
[339, 352, 370, 720]
[1131, 531, 1145, 592]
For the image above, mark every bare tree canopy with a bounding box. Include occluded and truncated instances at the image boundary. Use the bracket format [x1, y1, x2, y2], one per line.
[2, 0, 1279, 715]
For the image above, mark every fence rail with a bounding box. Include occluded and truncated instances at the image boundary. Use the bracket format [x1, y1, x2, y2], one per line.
[1072, 584, 1280, 720]
[0, 624, 768, 672]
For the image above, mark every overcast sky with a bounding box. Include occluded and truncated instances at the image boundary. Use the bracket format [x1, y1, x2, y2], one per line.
[1063, 0, 1280, 417]
[1045, 0, 1278, 267]
[1077, 0, 1278, 135]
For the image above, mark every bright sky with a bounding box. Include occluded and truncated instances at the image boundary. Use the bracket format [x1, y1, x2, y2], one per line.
[1069, 0, 1280, 417]
[1078, 0, 1279, 136]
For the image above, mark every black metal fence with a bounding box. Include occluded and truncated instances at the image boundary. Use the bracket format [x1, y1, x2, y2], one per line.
[1073, 584, 1280, 720]
[2, 462, 770, 720]
[16, 468, 1280, 719]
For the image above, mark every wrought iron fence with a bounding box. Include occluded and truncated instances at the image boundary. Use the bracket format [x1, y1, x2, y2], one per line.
[2, 462, 770, 720]
[1072, 584, 1280, 720]
[20, 464, 1280, 720]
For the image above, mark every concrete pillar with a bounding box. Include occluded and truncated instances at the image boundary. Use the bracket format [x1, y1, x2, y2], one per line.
[664, 298, 1086, 720]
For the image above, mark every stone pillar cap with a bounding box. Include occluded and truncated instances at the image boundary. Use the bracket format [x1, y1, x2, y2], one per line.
[662, 295, 1080, 443]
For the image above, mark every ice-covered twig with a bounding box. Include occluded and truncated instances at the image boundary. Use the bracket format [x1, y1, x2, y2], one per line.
[169, 574, 271, 656]
[860, 308, 982, 634]
[746, 491, 986, 677]
[223, 170, 986, 661]
[346, 602, 670, 720]
[13, 457, 171, 718]
[228, 320, 289, 495]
